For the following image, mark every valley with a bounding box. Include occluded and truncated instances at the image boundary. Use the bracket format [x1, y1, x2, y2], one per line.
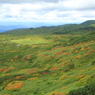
[0, 20, 95, 95]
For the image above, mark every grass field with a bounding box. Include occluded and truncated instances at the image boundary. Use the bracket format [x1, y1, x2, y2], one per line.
[11, 37, 50, 45]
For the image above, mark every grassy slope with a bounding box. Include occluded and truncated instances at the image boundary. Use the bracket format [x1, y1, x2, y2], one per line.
[0, 32, 95, 95]
[11, 37, 50, 45]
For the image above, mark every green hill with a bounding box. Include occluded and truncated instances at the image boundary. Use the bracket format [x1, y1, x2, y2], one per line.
[0, 20, 95, 95]
[81, 20, 95, 25]
[1, 20, 95, 35]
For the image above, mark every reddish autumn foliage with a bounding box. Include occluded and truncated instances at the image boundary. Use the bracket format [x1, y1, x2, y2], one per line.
[26, 56, 31, 59]
[4, 74, 11, 76]
[51, 67, 57, 70]
[59, 59, 63, 62]
[84, 53, 89, 56]
[5, 81, 24, 90]
[55, 51, 63, 55]
[38, 54, 46, 57]
[14, 56, 18, 59]
[16, 75, 26, 80]
[4, 66, 8, 69]
[42, 72, 48, 75]
[0, 69, 3, 72]
[89, 50, 95, 52]
[62, 65, 64, 67]
[80, 47, 85, 50]
[86, 46, 90, 50]
[63, 52, 69, 55]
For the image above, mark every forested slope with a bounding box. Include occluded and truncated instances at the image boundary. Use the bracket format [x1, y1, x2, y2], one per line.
[1, 20, 95, 35]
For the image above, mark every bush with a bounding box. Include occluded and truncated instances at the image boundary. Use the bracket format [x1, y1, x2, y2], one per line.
[67, 83, 95, 95]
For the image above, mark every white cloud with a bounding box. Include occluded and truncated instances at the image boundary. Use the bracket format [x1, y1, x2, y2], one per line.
[0, 0, 95, 23]
[0, 0, 59, 3]
[63, 0, 95, 10]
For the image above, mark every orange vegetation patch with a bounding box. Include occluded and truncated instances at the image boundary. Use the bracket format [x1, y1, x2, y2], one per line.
[76, 55, 82, 59]
[75, 73, 85, 80]
[38, 54, 46, 57]
[80, 47, 85, 50]
[51, 67, 57, 70]
[55, 51, 63, 55]
[63, 52, 69, 55]
[6, 59, 14, 61]
[26, 56, 31, 59]
[86, 46, 90, 50]
[89, 49, 95, 52]
[4, 66, 8, 69]
[59, 59, 63, 62]
[61, 47, 66, 50]
[92, 67, 95, 70]
[59, 75, 68, 80]
[5, 81, 24, 90]
[76, 75, 92, 84]
[3, 67, 15, 73]
[0, 69, 3, 72]
[16, 75, 26, 80]
[4, 74, 11, 76]
[27, 77, 38, 80]
[62, 87, 66, 90]
[84, 53, 89, 56]
[26, 68, 38, 74]
[0, 94, 11, 95]
[14, 56, 18, 59]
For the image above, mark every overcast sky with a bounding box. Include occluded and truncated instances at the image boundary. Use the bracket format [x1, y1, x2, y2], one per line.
[0, 0, 95, 24]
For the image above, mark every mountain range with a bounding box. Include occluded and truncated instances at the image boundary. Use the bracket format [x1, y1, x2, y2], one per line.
[0, 21, 63, 33]
[1, 20, 95, 35]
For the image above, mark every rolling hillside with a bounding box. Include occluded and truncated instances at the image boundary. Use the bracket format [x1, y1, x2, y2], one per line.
[0, 20, 95, 95]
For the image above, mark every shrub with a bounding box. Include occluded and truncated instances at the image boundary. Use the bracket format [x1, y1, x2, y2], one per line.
[67, 83, 95, 95]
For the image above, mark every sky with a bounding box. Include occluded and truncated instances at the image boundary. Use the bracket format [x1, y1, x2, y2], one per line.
[0, 0, 95, 24]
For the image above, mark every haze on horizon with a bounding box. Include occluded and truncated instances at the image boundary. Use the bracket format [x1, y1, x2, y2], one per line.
[0, 0, 95, 25]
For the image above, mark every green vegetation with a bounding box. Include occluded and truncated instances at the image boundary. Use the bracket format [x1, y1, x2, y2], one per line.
[1, 20, 95, 35]
[11, 37, 49, 45]
[0, 20, 95, 95]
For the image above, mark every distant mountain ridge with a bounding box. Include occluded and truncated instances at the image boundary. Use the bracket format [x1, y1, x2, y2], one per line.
[0, 25, 27, 33]
[81, 20, 95, 25]
[0, 21, 58, 33]
[1, 20, 95, 35]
